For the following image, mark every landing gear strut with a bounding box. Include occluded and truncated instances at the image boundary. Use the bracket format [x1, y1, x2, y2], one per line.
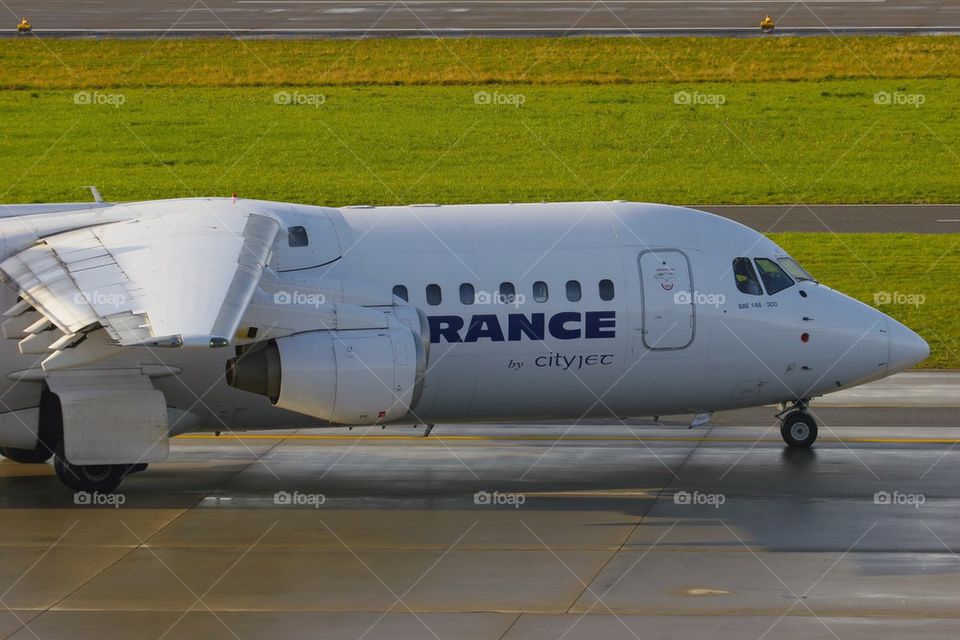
[53, 445, 146, 493]
[1, 385, 60, 464]
[777, 402, 818, 448]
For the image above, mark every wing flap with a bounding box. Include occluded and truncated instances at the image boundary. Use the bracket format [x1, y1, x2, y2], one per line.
[0, 202, 280, 368]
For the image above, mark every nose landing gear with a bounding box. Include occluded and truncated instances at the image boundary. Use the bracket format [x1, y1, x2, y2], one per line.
[777, 402, 818, 448]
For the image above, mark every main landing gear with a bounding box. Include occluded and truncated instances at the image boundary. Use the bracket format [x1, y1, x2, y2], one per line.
[0, 387, 145, 493]
[53, 445, 147, 493]
[777, 401, 818, 448]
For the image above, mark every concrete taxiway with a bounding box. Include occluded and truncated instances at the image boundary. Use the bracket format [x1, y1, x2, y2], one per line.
[0, 372, 958, 639]
[3, 0, 960, 38]
[699, 204, 960, 234]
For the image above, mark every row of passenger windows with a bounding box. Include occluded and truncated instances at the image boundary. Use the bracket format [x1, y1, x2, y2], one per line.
[733, 256, 813, 296]
[392, 280, 616, 306]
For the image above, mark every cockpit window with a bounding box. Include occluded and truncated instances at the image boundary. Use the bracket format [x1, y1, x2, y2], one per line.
[755, 258, 794, 295]
[777, 257, 816, 283]
[732, 258, 762, 296]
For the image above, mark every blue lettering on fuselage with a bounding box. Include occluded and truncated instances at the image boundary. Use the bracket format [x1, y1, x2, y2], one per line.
[428, 311, 615, 343]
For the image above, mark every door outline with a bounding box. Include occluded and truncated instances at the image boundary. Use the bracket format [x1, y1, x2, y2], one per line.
[637, 248, 696, 351]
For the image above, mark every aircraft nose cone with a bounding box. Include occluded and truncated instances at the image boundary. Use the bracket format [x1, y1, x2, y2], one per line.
[887, 318, 929, 374]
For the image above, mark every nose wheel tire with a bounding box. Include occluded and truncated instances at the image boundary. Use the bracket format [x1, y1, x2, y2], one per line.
[780, 411, 818, 448]
[53, 446, 143, 493]
[0, 442, 55, 464]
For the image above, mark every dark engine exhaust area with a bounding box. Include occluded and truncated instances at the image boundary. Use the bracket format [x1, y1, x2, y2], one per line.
[225, 341, 282, 404]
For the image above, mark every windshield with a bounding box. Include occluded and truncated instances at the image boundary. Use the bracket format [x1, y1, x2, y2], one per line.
[754, 258, 795, 295]
[777, 257, 817, 283]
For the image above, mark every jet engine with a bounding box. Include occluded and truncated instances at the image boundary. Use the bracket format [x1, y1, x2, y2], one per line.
[225, 326, 427, 425]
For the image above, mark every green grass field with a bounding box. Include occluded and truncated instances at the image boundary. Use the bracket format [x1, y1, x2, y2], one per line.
[2, 82, 959, 205]
[0, 37, 956, 367]
[2, 37, 960, 87]
[1, 37, 958, 204]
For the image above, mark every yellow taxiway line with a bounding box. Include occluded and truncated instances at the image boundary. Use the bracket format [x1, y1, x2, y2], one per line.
[176, 434, 960, 444]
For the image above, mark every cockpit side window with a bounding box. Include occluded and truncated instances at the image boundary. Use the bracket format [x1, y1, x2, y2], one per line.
[755, 258, 794, 295]
[732, 258, 762, 296]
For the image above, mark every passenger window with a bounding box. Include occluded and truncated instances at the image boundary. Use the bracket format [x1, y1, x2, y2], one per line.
[599, 279, 615, 301]
[392, 285, 408, 302]
[533, 281, 549, 303]
[287, 226, 309, 247]
[426, 284, 442, 306]
[755, 258, 794, 295]
[499, 282, 516, 304]
[732, 258, 763, 296]
[460, 283, 475, 305]
[566, 280, 581, 302]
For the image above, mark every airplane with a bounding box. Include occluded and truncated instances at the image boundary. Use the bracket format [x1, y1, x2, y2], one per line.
[0, 197, 929, 493]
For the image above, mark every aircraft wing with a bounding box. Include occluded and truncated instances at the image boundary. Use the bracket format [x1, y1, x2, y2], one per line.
[0, 205, 280, 358]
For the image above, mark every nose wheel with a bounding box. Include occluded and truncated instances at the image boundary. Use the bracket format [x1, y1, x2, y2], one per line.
[779, 409, 818, 448]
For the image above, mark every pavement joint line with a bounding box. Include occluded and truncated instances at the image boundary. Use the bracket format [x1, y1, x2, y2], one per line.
[552, 424, 710, 622]
[241, 1, 889, 3]
[13, 433, 299, 636]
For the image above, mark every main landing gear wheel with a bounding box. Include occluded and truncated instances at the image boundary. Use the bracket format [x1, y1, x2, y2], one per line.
[0, 442, 54, 464]
[53, 446, 145, 493]
[780, 411, 818, 448]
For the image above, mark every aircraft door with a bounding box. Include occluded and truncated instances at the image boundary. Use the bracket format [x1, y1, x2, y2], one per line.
[638, 249, 695, 350]
[269, 209, 342, 272]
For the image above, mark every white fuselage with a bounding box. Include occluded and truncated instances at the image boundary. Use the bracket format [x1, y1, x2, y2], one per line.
[0, 199, 928, 432]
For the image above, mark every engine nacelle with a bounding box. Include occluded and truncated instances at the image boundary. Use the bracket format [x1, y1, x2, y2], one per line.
[226, 326, 426, 425]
